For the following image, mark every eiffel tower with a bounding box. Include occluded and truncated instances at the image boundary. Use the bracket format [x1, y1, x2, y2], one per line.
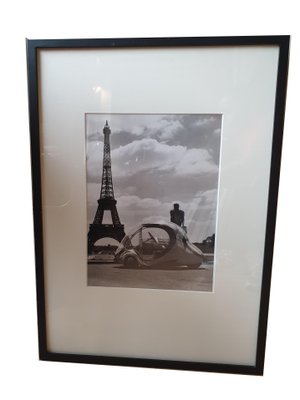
[88, 121, 125, 254]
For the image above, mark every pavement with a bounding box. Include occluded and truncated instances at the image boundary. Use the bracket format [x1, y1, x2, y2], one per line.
[87, 262, 213, 291]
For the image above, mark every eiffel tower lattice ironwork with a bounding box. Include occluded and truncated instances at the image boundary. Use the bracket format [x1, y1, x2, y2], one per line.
[88, 121, 125, 253]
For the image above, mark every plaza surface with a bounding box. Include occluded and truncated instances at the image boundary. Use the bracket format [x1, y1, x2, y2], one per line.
[88, 262, 213, 291]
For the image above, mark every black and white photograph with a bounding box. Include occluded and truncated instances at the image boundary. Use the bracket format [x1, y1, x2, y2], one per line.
[86, 113, 222, 291]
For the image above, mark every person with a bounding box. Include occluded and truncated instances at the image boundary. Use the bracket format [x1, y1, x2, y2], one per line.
[170, 203, 185, 227]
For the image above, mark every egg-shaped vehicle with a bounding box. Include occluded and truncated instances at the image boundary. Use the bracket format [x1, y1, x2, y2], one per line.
[115, 222, 204, 269]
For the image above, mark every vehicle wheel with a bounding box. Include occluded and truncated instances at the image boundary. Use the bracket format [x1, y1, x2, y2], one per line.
[187, 264, 200, 269]
[124, 256, 139, 268]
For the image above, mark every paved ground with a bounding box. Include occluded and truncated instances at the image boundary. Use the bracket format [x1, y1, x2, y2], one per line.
[88, 262, 213, 291]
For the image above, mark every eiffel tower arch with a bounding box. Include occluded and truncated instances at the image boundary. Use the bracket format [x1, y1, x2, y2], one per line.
[88, 121, 125, 254]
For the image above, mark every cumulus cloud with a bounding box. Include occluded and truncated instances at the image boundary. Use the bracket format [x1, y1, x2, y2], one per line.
[86, 113, 222, 158]
[193, 115, 219, 127]
[111, 138, 217, 178]
[130, 117, 184, 142]
[87, 136, 217, 184]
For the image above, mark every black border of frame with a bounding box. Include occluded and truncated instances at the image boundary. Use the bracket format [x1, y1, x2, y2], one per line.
[26, 35, 290, 376]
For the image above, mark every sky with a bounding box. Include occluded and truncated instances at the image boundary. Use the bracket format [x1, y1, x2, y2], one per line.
[86, 113, 222, 243]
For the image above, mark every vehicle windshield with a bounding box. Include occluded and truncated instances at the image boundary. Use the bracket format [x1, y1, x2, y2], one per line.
[123, 226, 170, 255]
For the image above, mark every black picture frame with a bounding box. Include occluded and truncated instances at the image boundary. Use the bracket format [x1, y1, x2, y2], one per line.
[27, 36, 289, 375]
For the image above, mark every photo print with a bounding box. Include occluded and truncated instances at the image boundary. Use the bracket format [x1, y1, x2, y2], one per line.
[86, 113, 222, 291]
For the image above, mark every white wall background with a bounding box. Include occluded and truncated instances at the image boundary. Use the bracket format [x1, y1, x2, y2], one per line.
[0, 1, 299, 399]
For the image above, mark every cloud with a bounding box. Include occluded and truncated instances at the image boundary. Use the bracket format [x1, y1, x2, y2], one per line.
[185, 189, 218, 222]
[213, 128, 221, 136]
[87, 136, 220, 209]
[87, 136, 218, 184]
[193, 115, 219, 127]
[86, 140, 103, 183]
[111, 138, 217, 178]
[178, 189, 219, 241]
[86, 114, 222, 163]
[117, 195, 163, 209]
[130, 117, 184, 142]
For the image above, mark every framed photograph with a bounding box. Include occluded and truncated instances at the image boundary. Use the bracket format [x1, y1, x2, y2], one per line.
[27, 36, 289, 375]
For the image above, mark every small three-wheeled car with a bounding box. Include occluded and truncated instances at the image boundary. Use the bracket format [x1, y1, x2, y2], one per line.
[115, 222, 204, 269]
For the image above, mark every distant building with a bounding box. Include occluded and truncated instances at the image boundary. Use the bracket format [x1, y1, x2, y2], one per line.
[203, 234, 215, 246]
[194, 234, 215, 254]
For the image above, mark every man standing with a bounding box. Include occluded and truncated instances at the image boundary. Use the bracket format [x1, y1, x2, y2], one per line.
[170, 203, 185, 228]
